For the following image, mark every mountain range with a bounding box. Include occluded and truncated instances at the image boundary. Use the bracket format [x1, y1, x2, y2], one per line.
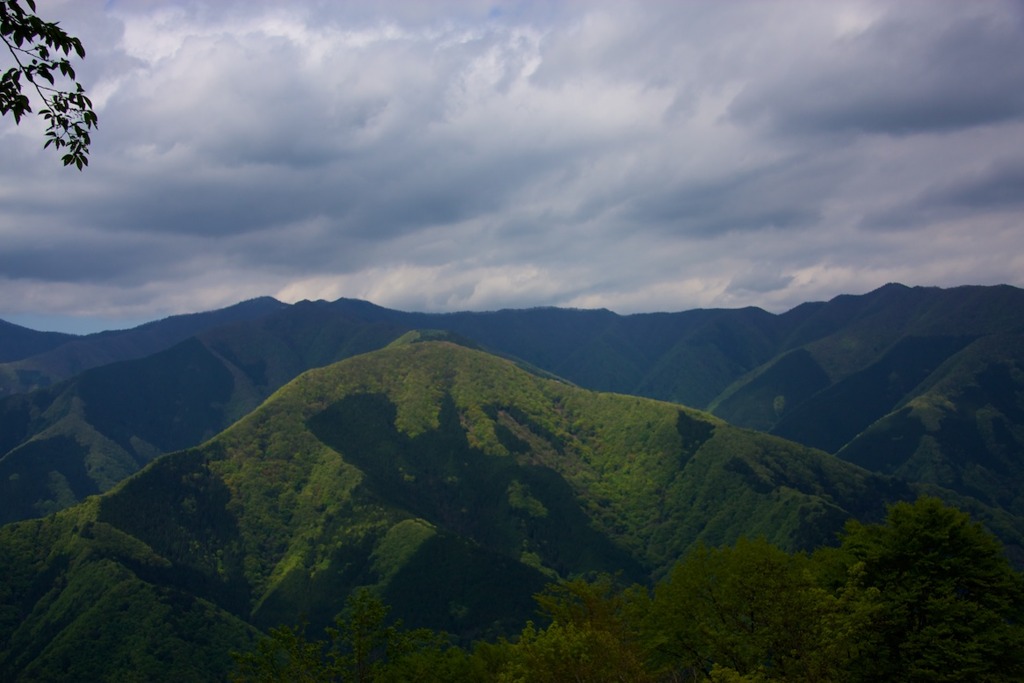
[1, 336, 910, 680]
[2, 285, 1022, 534]
[0, 283, 1022, 679]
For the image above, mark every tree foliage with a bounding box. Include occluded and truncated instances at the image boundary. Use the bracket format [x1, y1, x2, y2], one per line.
[1, 0, 96, 168]
[231, 589, 468, 683]
[501, 576, 651, 683]
[838, 497, 1024, 682]
[647, 537, 859, 682]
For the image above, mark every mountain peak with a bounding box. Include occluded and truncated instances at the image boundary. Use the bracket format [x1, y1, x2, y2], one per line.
[386, 329, 482, 350]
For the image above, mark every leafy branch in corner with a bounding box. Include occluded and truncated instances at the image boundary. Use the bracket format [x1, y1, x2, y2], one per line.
[1, 0, 96, 169]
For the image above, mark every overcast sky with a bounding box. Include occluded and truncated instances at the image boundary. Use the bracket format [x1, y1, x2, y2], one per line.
[2, 0, 1023, 333]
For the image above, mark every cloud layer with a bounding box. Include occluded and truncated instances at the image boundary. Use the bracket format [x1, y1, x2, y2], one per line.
[2, 0, 1023, 332]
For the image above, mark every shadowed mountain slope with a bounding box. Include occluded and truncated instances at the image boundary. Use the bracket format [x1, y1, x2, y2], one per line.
[704, 286, 1024, 541]
[0, 297, 287, 397]
[325, 299, 788, 409]
[0, 319, 77, 364]
[837, 334, 1024, 519]
[0, 306, 409, 525]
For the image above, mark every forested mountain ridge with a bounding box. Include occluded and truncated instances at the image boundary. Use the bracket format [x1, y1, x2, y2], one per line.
[0, 319, 76, 364]
[5, 284, 1021, 408]
[0, 305, 408, 524]
[2, 283, 1023, 541]
[836, 333, 1024, 523]
[0, 339, 913, 681]
[0, 296, 287, 397]
[706, 285, 1024, 548]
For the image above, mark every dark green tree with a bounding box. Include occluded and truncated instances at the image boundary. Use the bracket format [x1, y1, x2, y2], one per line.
[327, 589, 445, 683]
[1, 0, 96, 168]
[499, 576, 652, 683]
[230, 622, 328, 683]
[838, 497, 1024, 682]
[232, 589, 469, 683]
[646, 536, 857, 682]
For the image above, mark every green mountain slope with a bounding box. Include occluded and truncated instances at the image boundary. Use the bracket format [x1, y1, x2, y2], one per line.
[0, 339, 238, 524]
[699, 287, 1024, 557]
[0, 340, 910, 680]
[710, 285, 1024, 440]
[769, 334, 975, 453]
[0, 309, 407, 525]
[837, 334, 1024, 515]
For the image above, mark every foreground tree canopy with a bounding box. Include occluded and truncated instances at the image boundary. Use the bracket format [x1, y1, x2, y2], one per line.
[234, 497, 1024, 682]
[0, 0, 96, 168]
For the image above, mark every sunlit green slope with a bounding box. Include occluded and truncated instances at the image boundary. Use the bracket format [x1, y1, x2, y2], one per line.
[0, 338, 907, 681]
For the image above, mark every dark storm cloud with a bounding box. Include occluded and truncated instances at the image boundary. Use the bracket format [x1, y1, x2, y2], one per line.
[0, 237, 193, 285]
[936, 158, 1024, 209]
[621, 156, 835, 237]
[1, 0, 1023, 330]
[863, 156, 1024, 230]
[730, 4, 1024, 136]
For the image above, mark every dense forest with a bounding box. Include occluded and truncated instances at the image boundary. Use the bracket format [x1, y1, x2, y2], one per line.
[233, 498, 1024, 682]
